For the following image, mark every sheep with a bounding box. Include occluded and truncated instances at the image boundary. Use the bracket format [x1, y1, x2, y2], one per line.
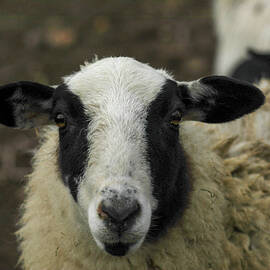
[213, 0, 270, 76]
[213, 0, 270, 143]
[0, 57, 269, 270]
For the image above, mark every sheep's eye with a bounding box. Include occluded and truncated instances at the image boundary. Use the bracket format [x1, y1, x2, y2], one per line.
[55, 114, 66, 128]
[170, 111, 182, 127]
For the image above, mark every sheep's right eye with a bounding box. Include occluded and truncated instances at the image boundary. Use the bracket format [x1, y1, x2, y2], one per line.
[169, 110, 182, 127]
[55, 114, 66, 129]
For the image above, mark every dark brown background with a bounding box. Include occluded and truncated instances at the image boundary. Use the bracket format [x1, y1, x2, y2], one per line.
[0, 1, 215, 269]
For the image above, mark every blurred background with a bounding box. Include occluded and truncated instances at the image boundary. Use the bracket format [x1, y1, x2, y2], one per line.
[0, 0, 215, 268]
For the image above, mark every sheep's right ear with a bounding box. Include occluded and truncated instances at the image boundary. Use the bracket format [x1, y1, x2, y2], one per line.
[0, 81, 54, 129]
[179, 76, 265, 123]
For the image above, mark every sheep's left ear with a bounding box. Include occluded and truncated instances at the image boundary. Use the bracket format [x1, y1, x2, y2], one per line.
[0, 81, 54, 129]
[179, 76, 265, 123]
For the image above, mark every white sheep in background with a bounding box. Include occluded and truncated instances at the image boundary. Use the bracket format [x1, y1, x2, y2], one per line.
[213, 0, 270, 76]
[0, 57, 269, 270]
[213, 0, 270, 143]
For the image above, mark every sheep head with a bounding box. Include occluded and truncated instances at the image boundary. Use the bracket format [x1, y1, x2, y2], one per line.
[0, 57, 264, 256]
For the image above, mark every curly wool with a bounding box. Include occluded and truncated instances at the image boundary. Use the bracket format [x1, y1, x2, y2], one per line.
[16, 81, 270, 270]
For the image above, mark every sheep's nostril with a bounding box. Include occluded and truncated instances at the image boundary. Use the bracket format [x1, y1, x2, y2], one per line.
[97, 202, 109, 220]
[98, 198, 140, 224]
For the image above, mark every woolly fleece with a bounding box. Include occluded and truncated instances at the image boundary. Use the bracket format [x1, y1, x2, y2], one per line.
[16, 81, 270, 270]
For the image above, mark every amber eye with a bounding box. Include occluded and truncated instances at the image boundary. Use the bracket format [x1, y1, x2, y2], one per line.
[55, 114, 66, 128]
[170, 111, 182, 127]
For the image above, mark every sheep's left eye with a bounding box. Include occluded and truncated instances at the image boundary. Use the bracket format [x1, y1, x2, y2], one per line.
[170, 111, 182, 127]
[55, 114, 66, 128]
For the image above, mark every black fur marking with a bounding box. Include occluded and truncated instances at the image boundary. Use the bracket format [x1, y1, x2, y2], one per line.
[199, 76, 265, 123]
[53, 84, 90, 201]
[145, 80, 192, 240]
[231, 49, 270, 83]
[0, 97, 15, 127]
[0, 81, 54, 127]
[0, 83, 18, 126]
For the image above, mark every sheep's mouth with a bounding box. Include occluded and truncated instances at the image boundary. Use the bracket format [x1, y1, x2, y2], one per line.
[104, 242, 131, 256]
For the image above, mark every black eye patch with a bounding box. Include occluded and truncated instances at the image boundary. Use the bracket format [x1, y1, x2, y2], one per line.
[53, 84, 90, 201]
[145, 79, 192, 240]
[147, 80, 185, 120]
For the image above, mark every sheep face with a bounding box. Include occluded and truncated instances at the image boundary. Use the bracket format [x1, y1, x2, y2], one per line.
[0, 57, 265, 257]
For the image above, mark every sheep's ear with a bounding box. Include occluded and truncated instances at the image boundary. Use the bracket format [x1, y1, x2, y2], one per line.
[179, 76, 265, 123]
[0, 81, 54, 129]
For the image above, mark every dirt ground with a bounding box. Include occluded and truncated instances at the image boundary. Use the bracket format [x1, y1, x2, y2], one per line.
[0, 0, 215, 268]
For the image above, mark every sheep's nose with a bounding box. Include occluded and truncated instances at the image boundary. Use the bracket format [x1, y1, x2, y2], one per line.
[98, 197, 140, 231]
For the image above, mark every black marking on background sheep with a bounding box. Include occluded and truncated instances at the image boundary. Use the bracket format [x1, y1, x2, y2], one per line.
[231, 50, 270, 83]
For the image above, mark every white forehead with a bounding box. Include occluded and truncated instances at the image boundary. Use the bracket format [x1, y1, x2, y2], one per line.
[68, 58, 169, 213]
[63, 57, 173, 108]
